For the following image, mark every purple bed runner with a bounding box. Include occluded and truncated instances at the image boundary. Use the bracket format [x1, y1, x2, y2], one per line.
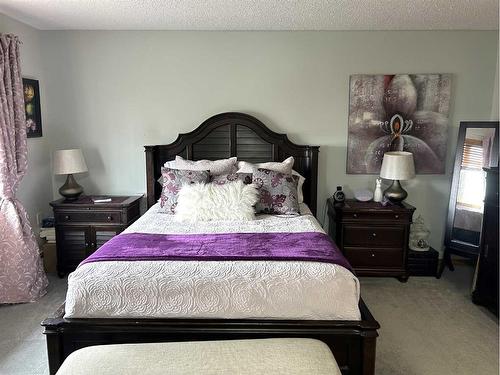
[80, 232, 352, 271]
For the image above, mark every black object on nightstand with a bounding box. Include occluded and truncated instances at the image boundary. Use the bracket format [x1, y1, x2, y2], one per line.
[50, 195, 142, 277]
[407, 247, 439, 277]
[327, 198, 415, 281]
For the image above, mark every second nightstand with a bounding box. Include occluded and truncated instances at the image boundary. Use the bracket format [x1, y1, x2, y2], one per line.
[327, 198, 415, 281]
[408, 247, 439, 277]
[50, 195, 142, 277]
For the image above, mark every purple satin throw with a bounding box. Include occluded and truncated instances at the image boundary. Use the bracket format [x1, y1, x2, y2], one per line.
[80, 232, 352, 271]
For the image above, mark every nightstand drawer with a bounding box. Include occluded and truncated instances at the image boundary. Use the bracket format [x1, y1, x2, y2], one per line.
[344, 247, 404, 268]
[343, 225, 405, 247]
[342, 211, 411, 222]
[55, 211, 121, 224]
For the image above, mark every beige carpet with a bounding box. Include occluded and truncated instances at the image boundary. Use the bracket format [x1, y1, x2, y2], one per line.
[361, 264, 499, 375]
[0, 264, 498, 374]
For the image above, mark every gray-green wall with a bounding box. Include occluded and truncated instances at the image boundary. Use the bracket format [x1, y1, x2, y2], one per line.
[2, 14, 499, 251]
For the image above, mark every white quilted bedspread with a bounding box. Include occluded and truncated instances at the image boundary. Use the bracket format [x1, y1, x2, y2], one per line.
[64, 204, 361, 320]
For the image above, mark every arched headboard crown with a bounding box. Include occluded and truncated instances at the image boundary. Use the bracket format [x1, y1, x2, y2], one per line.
[145, 112, 319, 215]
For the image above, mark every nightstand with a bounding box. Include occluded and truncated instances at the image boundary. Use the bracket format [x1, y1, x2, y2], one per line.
[50, 195, 142, 277]
[408, 247, 439, 277]
[327, 198, 415, 281]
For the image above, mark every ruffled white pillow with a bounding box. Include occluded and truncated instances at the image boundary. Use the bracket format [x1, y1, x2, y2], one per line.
[175, 180, 258, 222]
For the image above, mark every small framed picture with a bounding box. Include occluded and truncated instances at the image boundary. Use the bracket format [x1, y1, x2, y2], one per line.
[22, 78, 42, 138]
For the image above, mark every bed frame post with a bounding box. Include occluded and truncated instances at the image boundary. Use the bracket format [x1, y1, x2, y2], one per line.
[42, 305, 66, 375]
[309, 146, 319, 216]
[361, 335, 377, 375]
[145, 145, 156, 209]
[45, 330, 64, 375]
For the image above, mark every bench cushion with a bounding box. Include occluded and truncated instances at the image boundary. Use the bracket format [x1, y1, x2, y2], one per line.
[56, 338, 341, 375]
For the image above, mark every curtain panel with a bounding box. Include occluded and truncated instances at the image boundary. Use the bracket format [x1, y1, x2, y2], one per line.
[0, 33, 48, 303]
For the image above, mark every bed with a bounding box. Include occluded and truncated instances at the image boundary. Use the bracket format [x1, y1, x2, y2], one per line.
[42, 112, 379, 375]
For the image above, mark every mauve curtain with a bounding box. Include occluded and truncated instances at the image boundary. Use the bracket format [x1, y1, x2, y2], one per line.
[0, 33, 48, 303]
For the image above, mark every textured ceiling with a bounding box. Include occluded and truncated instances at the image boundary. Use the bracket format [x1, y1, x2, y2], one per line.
[1, 0, 498, 30]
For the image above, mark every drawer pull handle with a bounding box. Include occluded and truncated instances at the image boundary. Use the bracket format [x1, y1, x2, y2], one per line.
[91, 242, 95, 247]
[85, 242, 89, 247]
[353, 213, 358, 218]
[371, 253, 375, 257]
[394, 214, 399, 219]
[64, 215, 70, 220]
[107, 216, 113, 221]
[372, 233, 377, 237]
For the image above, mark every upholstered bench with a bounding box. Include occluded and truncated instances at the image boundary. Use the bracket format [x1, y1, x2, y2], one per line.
[56, 338, 342, 374]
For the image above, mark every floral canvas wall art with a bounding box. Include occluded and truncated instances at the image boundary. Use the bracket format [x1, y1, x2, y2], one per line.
[347, 74, 451, 174]
[22, 78, 42, 138]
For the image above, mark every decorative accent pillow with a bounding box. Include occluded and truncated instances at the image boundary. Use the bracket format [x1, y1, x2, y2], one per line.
[253, 168, 300, 215]
[157, 160, 178, 186]
[159, 168, 210, 214]
[237, 156, 294, 175]
[175, 180, 259, 222]
[211, 172, 253, 185]
[175, 156, 237, 175]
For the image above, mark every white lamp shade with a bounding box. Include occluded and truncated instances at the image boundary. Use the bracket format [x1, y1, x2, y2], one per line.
[380, 151, 415, 180]
[53, 149, 88, 175]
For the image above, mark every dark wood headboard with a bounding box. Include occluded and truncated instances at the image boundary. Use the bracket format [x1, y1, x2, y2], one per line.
[145, 112, 319, 215]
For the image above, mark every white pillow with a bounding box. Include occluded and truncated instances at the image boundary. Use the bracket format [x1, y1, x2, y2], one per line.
[236, 156, 294, 174]
[175, 180, 258, 222]
[293, 170, 306, 204]
[175, 156, 237, 175]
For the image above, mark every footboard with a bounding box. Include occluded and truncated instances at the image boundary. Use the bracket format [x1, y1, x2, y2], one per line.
[42, 299, 379, 375]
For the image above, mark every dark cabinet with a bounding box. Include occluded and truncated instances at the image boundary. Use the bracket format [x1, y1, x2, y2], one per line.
[94, 226, 123, 249]
[55, 226, 91, 270]
[51, 196, 142, 277]
[472, 167, 499, 315]
[327, 199, 415, 281]
[408, 247, 439, 277]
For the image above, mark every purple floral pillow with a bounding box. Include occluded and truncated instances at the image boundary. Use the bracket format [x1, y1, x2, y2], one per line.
[159, 167, 210, 214]
[211, 172, 253, 186]
[253, 168, 300, 215]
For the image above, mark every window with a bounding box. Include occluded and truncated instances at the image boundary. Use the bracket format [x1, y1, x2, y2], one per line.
[457, 138, 485, 211]
[461, 138, 483, 170]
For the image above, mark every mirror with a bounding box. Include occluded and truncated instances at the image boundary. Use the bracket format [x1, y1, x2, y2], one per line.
[452, 127, 496, 247]
[441, 122, 499, 274]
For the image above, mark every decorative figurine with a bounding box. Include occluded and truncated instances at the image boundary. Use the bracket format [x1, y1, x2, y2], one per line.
[373, 178, 383, 203]
[409, 215, 431, 251]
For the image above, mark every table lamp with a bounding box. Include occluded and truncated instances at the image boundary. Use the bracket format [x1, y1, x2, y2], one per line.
[53, 149, 88, 201]
[380, 151, 415, 203]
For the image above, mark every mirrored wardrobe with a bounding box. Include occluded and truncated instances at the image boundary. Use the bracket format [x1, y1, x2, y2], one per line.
[439, 121, 499, 281]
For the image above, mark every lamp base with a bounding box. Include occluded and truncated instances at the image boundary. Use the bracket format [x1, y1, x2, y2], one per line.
[59, 174, 83, 201]
[383, 179, 408, 203]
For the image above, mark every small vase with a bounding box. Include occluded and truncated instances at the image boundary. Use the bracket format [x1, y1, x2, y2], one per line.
[373, 178, 383, 203]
